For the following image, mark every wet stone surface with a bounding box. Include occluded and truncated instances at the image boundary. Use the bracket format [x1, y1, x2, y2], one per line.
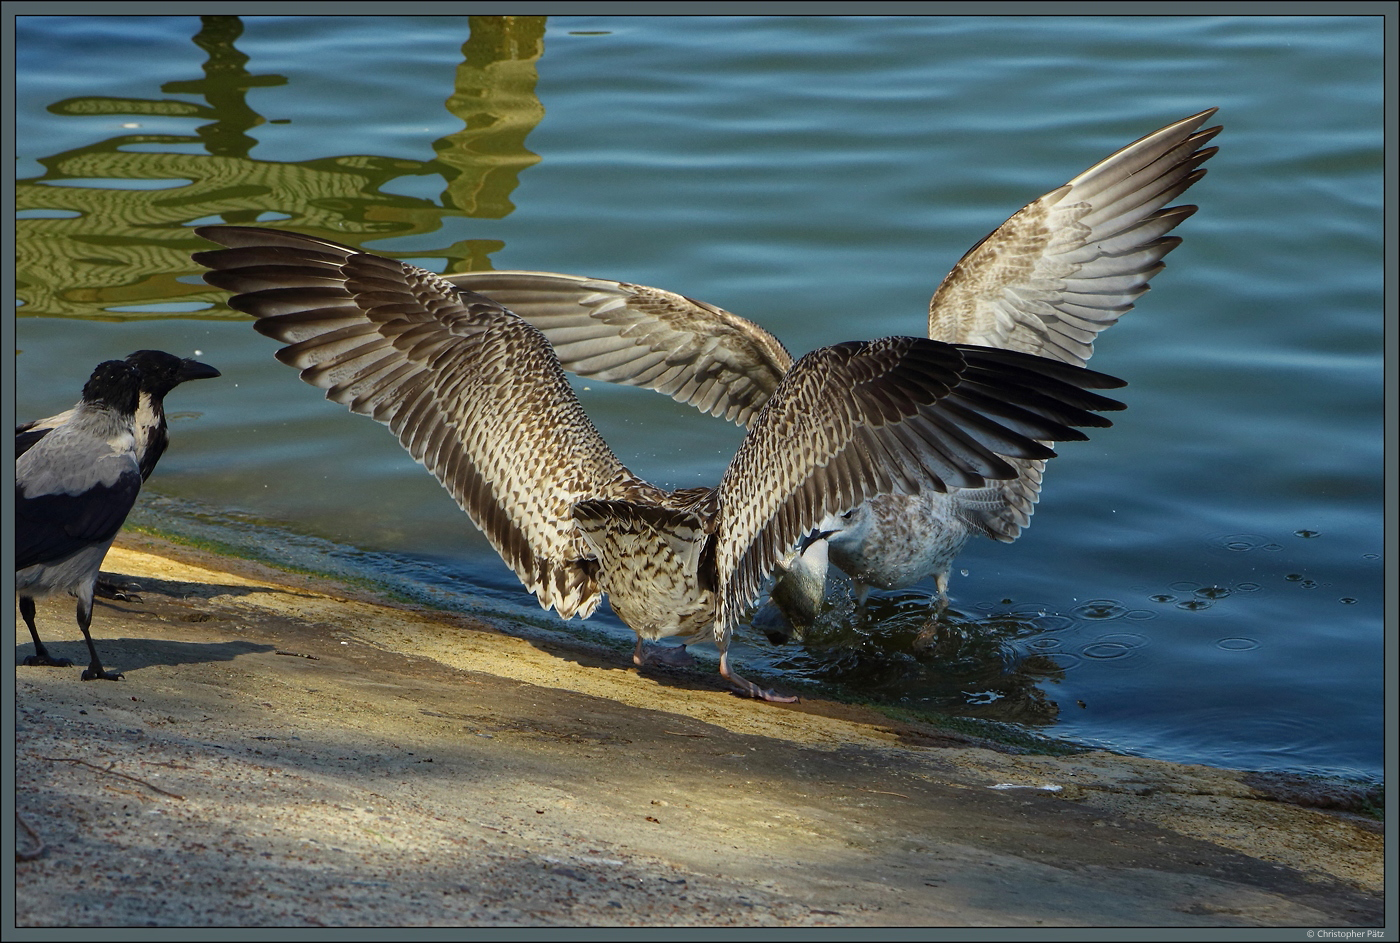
[11, 534, 1384, 928]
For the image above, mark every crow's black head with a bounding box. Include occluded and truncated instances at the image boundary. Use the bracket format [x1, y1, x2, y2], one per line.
[81, 360, 143, 415]
[125, 349, 221, 396]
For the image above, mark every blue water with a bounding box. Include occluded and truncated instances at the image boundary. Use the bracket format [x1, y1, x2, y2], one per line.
[12, 15, 1386, 780]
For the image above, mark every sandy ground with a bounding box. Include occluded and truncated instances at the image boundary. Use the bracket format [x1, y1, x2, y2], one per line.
[9, 533, 1386, 928]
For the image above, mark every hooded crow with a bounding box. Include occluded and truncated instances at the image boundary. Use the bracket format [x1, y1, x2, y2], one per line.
[16, 349, 220, 601]
[17, 360, 146, 680]
[17, 349, 222, 478]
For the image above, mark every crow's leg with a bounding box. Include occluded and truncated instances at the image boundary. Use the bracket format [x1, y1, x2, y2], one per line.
[20, 596, 73, 669]
[75, 594, 122, 681]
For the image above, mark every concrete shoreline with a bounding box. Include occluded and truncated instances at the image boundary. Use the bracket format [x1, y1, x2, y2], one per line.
[11, 533, 1385, 927]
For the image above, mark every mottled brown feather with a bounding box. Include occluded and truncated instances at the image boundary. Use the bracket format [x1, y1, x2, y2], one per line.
[195, 227, 1127, 699]
[442, 271, 794, 427]
[195, 227, 656, 620]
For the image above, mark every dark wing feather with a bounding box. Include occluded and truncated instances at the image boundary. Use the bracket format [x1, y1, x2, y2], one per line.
[195, 226, 654, 620]
[714, 339, 1126, 636]
[925, 109, 1217, 538]
[16, 470, 142, 570]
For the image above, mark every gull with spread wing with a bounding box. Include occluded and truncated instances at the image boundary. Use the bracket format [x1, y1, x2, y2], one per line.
[435, 109, 1220, 621]
[195, 227, 1126, 700]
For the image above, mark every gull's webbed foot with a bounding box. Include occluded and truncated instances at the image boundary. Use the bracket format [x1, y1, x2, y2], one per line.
[632, 638, 697, 669]
[720, 651, 797, 703]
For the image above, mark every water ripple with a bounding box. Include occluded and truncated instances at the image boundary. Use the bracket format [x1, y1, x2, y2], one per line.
[1072, 599, 1127, 621]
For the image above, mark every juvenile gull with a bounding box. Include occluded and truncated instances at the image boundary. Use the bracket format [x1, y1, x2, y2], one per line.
[439, 109, 1220, 618]
[194, 226, 1126, 700]
[17, 360, 145, 680]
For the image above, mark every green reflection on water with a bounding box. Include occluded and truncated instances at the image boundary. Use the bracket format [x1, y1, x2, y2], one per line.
[17, 14, 548, 320]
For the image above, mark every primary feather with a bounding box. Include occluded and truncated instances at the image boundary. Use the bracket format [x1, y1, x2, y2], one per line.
[196, 226, 1125, 700]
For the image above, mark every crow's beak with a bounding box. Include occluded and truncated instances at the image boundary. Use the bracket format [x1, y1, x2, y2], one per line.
[178, 359, 222, 382]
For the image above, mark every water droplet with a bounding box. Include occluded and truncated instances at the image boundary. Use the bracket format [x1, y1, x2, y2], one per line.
[1195, 585, 1231, 600]
[1294, 529, 1320, 538]
[1177, 599, 1213, 611]
[1149, 594, 1176, 604]
[1339, 597, 1357, 605]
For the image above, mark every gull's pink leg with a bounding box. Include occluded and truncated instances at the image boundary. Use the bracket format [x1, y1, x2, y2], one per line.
[720, 650, 797, 703]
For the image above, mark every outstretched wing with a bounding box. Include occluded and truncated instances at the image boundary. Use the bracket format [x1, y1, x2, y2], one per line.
[443, 270, 793, 428]
[926, 109, 1218, 539]
[194, 226, 654, 620]
[446, 110, 1217, 440]
[927, 108, 1220, 363]
[714, 338, 1127, 635]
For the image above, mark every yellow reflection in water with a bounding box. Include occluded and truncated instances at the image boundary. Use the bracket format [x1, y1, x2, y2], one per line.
[17, 14, 548, 320]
